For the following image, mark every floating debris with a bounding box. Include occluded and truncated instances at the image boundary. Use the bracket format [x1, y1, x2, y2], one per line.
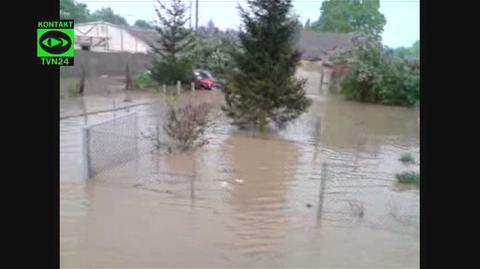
[234, 178, 245, 184]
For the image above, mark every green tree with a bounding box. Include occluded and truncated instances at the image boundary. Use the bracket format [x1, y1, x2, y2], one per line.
[207, 19, 218, 33]
[133, 19, 154, 29]
[190, 30, 239, 80]
[305, 18, 311, 28]
[309, 0, 386, 37]
[90, 7, 129, 25]
[149, 0, 195, 85]
[60, 0, 90, 23]
[394, 40, 420, 59]
[222, 0, 311, 130]
[332, 34, 419, 106]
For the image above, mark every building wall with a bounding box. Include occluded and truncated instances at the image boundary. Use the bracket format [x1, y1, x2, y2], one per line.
[75, 22, 150, 53]
[60, 50, 152, 78]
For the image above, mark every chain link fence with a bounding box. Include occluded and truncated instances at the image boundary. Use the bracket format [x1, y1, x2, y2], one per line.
[317, 162, 419, 234]
[80, 106, 418, 237]
[83, 112, 142, 179]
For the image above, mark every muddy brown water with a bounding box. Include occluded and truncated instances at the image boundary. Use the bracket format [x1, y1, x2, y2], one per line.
[60, 62, 419, 268]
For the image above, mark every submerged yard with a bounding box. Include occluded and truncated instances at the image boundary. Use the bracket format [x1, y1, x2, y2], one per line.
[60, 62, 419, 268]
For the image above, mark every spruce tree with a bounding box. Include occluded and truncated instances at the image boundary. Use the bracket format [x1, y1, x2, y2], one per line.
[223, 0, 311, 130]
[149, 0, 195, 85]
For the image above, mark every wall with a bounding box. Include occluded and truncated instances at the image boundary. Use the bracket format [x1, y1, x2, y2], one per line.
[75, 22, 150, 53]
[60, 50, 153, 78]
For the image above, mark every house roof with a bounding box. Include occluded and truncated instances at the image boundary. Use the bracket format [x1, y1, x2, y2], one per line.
[74, 22, 352, 61]
[297, 29, 353, 61]
[75, 21, 121, 28]
[127, 28, 159, 48]
[75, 21, 158, 48]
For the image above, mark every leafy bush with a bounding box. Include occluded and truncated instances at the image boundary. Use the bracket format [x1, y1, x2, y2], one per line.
[394, 40, 419, 59]
[150, 57, 195, 85]
[132, 72, 157, 89]
[332, 34, 419, 106]
[396, 171, 419, 185]
[399, 152, 416, 165]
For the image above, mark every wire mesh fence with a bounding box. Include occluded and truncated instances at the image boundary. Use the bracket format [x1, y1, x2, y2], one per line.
[83, 112, 141, 179]
[316, 162, 419, 234]
[79, 105, 418, 236]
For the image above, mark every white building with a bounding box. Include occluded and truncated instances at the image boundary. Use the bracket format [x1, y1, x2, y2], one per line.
[74, 21, 155, 54]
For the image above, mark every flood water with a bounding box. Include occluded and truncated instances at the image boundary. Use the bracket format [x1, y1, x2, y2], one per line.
[60, 62, 419, 268]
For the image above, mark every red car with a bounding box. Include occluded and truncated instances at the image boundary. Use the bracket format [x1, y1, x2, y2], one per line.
[193, 70, 215, 90]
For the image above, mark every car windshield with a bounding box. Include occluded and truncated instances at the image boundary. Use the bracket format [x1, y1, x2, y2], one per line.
[196, 70, 214, 80]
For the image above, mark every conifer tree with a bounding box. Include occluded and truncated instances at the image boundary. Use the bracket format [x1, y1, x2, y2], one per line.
[223, 0, 311, 130]
[149, 0, 195, 85]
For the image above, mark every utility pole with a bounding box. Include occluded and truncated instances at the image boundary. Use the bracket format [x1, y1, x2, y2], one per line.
[189, 0, 192, 29]
[195, 0, 199, 32]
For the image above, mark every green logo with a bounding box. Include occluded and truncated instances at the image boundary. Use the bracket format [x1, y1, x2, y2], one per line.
[37, 20, 74, 66]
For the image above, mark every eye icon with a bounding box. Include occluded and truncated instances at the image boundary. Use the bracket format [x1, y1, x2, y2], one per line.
[42, 37, 69, 48]
[39, 30, 72, 55]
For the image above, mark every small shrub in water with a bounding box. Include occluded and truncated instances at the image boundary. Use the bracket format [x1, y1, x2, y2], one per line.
[399, 152, 416, 164]
[396, 171, 419, 185]
[163, 102, 213, 152]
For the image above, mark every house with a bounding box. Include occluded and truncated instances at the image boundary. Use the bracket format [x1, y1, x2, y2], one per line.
[74, 21, 156, 54]
[297, 29, 353, 63]
[296, 30, 353, 87]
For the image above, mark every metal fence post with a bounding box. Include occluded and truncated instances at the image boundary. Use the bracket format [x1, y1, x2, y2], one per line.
[191, 82, 195, 96]
[82, 127, 92, 179]
[134, 112, 139, 176]
[112, 98, 116, 120]
[177, 81, 181, 95]
[319, 63, 324, 94]
[317, 162, 328, 224]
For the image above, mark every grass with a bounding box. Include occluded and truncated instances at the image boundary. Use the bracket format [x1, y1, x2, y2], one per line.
[399, 152, 416, 164]
[395, 171, 419, 185]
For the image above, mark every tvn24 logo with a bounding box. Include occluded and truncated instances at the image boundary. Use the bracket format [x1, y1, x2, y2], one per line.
[37, 20, 74, 66]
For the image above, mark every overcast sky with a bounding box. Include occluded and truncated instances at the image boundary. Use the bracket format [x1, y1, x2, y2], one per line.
[77, 0, 419, 48]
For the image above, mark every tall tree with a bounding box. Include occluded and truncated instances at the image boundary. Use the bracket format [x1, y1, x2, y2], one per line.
[149, 0, 195, 85]
[207, 19, 219, 34]
[305, 18, 311, 28]
[309, 0, 386, 37]
[207, 19, 215, 30]
[90, 7, 129, 25]
[60, 0, 90, 22]
[394, 40, 420, 59]
[222, 0, 311, 130]
[133, 19, 154, 29]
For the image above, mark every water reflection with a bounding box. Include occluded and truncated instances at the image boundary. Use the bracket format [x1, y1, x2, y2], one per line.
[222, 134, 300, 255]
[321, 95, 419, 150]
[60, 65, 419, 267]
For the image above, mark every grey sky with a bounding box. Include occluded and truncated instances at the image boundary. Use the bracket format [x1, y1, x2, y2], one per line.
[77, 0, 419, 48]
